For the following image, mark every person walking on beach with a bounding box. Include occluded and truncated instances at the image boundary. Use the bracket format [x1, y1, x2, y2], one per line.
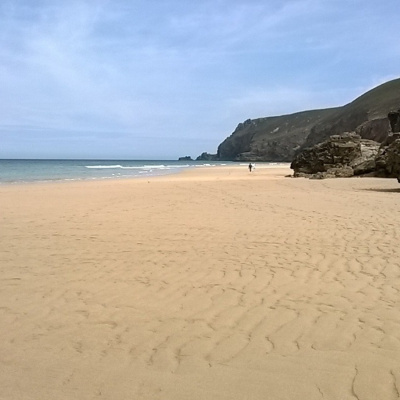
[248, 163, 253, 172]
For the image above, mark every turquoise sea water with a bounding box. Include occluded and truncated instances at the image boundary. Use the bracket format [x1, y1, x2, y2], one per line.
[0, 159, 235, 184]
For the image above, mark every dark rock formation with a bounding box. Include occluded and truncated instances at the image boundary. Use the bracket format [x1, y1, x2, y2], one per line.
[290, 133, 380, 178]
[196, 152, 218, 161]
[374, 109, 400, 180]
[208, 78, 400, 162]
[375, 134, 400, 180]
[388, 109, 400, 133]
[178, 156, 193, 161]
[291, 107, 400, 181]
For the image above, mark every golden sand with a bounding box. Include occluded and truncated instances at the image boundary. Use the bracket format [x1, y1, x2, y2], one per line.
[1, 165, 400, 399]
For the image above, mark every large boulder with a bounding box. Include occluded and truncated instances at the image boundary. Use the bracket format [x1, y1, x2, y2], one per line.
[291, 132, 380, 178]
[375, 136, 400, 180]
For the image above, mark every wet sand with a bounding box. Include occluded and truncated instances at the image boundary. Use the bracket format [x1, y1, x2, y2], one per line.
[1, 165, 400, 399]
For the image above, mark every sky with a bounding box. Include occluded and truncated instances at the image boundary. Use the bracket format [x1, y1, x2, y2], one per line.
[0, 0, 399, 159]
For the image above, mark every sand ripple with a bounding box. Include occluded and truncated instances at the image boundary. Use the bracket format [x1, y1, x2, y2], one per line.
[1, 168, 400, 399]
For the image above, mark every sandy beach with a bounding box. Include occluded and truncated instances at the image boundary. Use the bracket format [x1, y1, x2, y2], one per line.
[1, 164, 400, 400]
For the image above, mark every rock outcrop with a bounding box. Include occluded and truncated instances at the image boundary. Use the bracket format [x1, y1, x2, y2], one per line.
[178, 156, 193, 161]
[291, 108, 400, 181]
[196, 152, 218, 161]
[290, 133, 380, 178]
[375, 133, 400, 181]
[388, 109, 400, 133]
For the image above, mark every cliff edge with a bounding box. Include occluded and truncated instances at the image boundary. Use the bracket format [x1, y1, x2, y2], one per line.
[211, 78, 400, 162]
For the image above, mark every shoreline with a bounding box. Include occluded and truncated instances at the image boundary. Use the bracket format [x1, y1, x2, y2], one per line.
[1, 165, 399, 399]
[0, 162, 292, 187]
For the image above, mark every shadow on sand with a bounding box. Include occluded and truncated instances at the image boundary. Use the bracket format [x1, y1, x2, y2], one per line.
[363, 188, 400, 193]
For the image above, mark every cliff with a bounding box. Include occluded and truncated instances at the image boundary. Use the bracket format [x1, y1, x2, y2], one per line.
[290, 109, 400, 181]
[212, 78, 400, 162]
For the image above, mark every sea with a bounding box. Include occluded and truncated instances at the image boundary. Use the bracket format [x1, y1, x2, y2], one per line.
[0, 159, 235, 185]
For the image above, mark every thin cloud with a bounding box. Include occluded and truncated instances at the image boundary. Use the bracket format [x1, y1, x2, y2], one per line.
[0, 0, 399, 158]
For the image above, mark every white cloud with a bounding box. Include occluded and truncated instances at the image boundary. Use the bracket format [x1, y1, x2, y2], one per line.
[0, 0, 399, 158]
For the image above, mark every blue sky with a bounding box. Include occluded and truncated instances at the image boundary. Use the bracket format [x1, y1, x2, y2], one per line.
[1, 0, 399, 159]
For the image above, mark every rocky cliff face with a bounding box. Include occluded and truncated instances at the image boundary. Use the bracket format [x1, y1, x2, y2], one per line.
[196, 152, 218, 161]
[216, 109, 337, 161]
[291, 110, 400, 181]
[375, 121, 400, 180]
[211, 78, 400, 162]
